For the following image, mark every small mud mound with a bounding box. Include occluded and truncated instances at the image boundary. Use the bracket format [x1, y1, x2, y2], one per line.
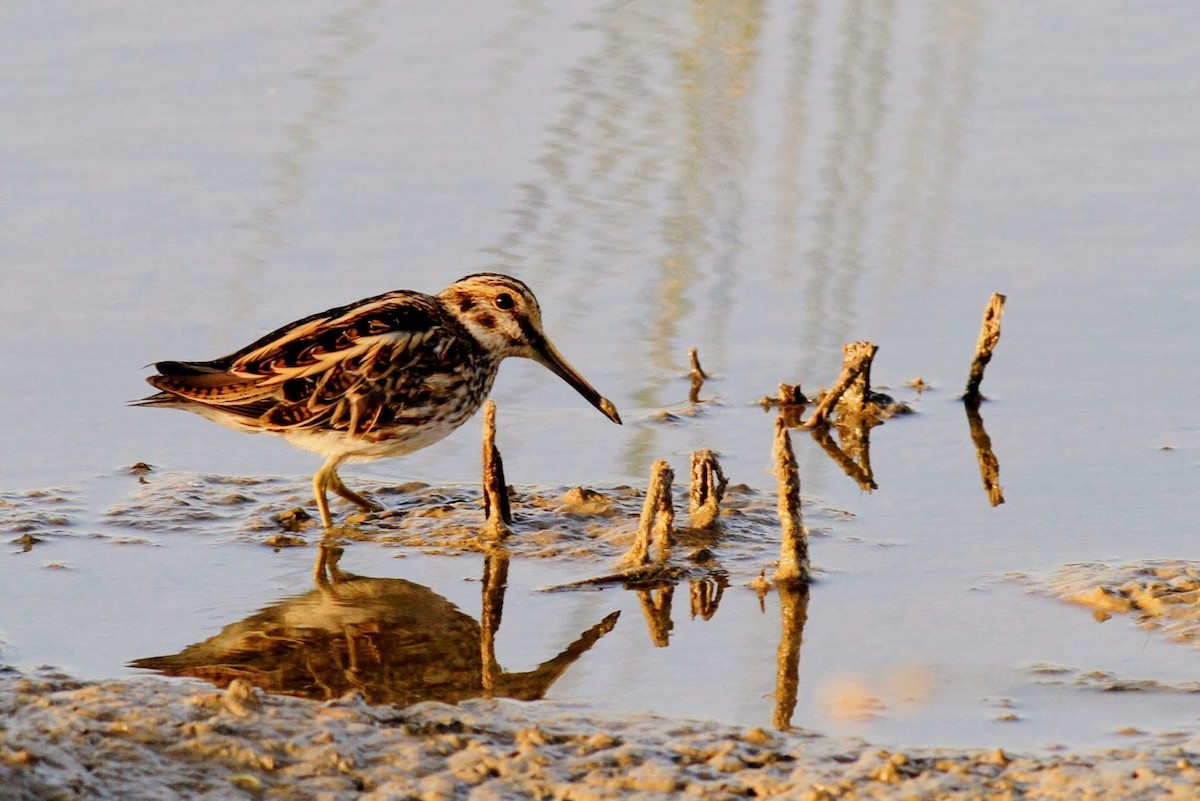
[1045, 560, 1200, 648]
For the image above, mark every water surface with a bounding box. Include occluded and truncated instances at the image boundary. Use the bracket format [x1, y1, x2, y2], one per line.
[3, 0, 1199, 750]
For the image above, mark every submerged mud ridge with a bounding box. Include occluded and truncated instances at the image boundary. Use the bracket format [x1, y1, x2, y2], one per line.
[43, 469, 852, 575]
[1, 488, 81, 550]
[5, 669, 1200, 801]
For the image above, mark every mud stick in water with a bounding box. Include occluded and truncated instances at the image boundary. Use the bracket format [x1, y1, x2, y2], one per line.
[688, 347, 708, 404]
[481, 401, 512, 540]
[622, 459, 675, 568]
[757, 383, 807, 428]
[543, 459, 687, 590]
[773, 416, 810, 585]
[802, 341, 878, 429]
[964, 292, 1006, 404]
[688, 449, 728, 529]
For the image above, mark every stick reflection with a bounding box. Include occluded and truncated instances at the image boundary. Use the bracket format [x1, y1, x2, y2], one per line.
[636, 585, 675, 648]
[965, 400, 1004, 506]
[809, 423, 877, 491]
[772, 582, 811, 730]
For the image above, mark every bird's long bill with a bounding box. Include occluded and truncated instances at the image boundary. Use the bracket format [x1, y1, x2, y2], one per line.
[529, 335, 622, 425]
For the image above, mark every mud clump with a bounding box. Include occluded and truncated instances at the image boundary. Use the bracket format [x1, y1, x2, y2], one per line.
[1047, 560, 1200, 646]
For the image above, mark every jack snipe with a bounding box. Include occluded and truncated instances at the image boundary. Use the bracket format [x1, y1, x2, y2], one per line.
[137, 273, 621, 528]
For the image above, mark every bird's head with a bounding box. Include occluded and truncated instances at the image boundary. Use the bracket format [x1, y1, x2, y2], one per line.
[440, 273, 621, 424]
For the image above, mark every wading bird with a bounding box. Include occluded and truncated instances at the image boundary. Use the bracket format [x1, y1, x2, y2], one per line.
[138, 273, 621, 528]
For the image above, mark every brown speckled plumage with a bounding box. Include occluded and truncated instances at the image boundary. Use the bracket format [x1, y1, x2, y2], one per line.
[137, 273, 621, 528]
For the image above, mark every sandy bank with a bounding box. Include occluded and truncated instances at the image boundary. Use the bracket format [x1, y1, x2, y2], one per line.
[3, 669, 1199, 800]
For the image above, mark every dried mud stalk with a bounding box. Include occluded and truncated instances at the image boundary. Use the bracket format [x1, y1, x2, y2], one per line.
[688, 449, 728, 529]
[481, 401, 512, 540]
[546, 460, 683, 590]
[773, 416, 810, 585]
[964, 292, 1006, 404]
[840, 341, 876, 413]
[778, 383, 807, 406]
[758, 383, 807, 426]
[688, 347, 708, 404]
[622, 459, 675, 567]
[803, 341, 877, 429]
[777, 383, 808, 427]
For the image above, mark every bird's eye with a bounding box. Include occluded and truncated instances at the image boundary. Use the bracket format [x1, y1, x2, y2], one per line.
[494, 293, 515, 311]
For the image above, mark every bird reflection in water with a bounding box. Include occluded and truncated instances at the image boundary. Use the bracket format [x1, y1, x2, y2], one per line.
[130, 544, 619, 705]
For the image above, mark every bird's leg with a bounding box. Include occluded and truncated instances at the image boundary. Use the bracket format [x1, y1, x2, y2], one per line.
[327, 469, 384, 513]
[312, 456, 342, 529]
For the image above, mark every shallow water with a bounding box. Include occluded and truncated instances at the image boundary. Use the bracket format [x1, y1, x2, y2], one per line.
[3, 0, 1200, 751]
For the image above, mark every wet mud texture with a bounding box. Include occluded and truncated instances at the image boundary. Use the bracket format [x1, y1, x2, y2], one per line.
[4, 670, 1200, 801]
[9, 471, 848, 578]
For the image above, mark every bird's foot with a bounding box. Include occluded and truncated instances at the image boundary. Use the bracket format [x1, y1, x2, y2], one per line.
[327, 473, 384, 513]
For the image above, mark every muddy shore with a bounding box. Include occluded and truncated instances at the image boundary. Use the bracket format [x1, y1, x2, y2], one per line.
[8, 478, 1200, 798]
[3, 668, 1199, 800]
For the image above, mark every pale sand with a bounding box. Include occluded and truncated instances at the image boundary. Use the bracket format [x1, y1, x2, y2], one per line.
[3, 669, 1198, 800]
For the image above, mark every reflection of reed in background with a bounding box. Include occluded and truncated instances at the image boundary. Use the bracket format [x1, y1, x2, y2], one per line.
[783, 1, 982, 378]
[485, 1, 981, 477]
[799, 1, 894, 378]
[882, 2, 982, 301]
[626, 0, 762, 472]
[483, 1, 765, 474]
[770, 0, 818, 280]
[227, 0, 381, 329]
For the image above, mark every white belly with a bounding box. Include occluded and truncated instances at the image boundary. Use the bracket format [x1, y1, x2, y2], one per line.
[280, 414, 468, 462]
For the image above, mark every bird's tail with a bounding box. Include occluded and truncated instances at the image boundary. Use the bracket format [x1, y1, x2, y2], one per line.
[132, 360, 273, 416]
